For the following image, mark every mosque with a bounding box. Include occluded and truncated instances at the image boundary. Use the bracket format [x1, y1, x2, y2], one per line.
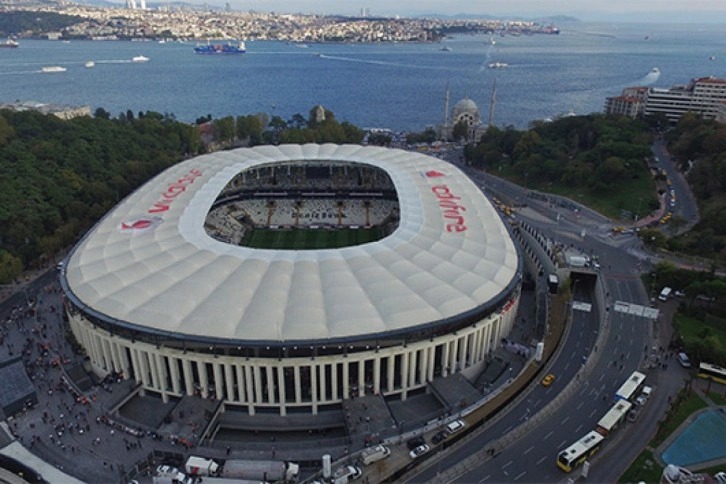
[436, 82, 496, 142]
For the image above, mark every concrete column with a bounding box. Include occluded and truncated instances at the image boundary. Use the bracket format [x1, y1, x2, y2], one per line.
[244, 365, 256, 414]
[130, 348, 142, 385]
[342, 361, 349, 400]
[118, 344, 131, 379]
[387, 356, 395, 392]
[373, 357, 381, 394]
[408, 351, 417, 387]
[235, 364, 246, 403]
[265, 366, 275, 403]
[441, 341, 450, 377]
[277, 366, 286, 416]
[358, 360, 365, 398]
[450, 338, 459, 373]
[198, 361, 209, 398]
[331, 363, 339, 401]
[401, 351, 410, 400]
[418, 349, 427, 384]
[310, 363, 318, 414]
[155, 353, 168, 403]
[294, 365, 302, 403]
[137, 350, 151, 387]
[427, 345, 436, 381]
[213, 362, 224, 400]
[460, 334, 469, 370]
[253, 365, 263, 404]
[224, 362, 235, 402]
[169, 356, 181, 395]
[319, 363, 327, 402]
[108, 339, 121, 373]
[182, 357, 194, 396]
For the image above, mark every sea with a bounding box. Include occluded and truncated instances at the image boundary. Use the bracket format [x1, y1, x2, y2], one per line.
[0, 22, 725, 132]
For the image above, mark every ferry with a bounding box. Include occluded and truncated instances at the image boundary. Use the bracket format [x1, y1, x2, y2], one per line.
[42, 66, 67, 73]
[1, 39, 19, 48]
[194, 40, 246, 54]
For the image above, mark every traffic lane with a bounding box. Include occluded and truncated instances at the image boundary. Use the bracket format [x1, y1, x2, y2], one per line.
[424, 288, 602, 483]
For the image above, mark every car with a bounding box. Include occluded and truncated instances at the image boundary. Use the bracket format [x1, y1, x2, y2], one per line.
[627, 408, 640, 422]
[635, 394, 648, 406]
[431, 430, 447, 445]
[446, 419, 465, 434]
[541, 374, 555, 387]
[409, 444, 430, 459]
[406, 436, 425, 450]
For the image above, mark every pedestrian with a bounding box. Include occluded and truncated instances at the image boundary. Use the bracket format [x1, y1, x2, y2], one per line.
[226, 445, 231, 456]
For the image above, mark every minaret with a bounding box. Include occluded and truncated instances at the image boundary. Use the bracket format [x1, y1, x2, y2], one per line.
[488, 79, 497, 127]
[444, 80, 450, 127]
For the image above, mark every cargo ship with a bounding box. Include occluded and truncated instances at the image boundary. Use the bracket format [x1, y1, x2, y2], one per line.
[194, 40, 246, 54]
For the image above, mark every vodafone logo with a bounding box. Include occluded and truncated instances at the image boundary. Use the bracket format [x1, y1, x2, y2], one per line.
[423, 170, 446, 178]
[118, 216, 162, 234]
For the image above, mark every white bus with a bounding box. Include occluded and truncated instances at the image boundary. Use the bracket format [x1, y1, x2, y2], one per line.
[556, 431, 605, 472]
[595, 400, 632, 436]
[698, 362, 726, 385]
[614, 371, 646, 402]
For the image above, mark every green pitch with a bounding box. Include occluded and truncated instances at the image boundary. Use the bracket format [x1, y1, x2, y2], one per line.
[241, 227, 384, 249]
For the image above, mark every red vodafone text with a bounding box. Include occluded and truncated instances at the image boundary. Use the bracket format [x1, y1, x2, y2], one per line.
[431, 185, 467, 233]
[148, 168, 203, 214]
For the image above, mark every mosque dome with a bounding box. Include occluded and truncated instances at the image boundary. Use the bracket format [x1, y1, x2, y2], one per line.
[452, 97, 480, 126]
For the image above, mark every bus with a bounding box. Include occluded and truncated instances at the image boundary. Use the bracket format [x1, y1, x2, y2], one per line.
[595, 400, 632, 437]
[556, 431, 605, 472]
[698, 362, 726, 385]
[614, 371, 646, 402]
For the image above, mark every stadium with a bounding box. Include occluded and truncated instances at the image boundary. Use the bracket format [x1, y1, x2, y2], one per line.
[60, 144, 521, 416]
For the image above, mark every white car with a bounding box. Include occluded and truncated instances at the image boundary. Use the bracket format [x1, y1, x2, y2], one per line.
[446, 419, 466, 434]
[409, 444, 430, 459]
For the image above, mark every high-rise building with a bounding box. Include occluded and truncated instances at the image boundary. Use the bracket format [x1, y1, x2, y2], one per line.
[605, 76, 726, 123]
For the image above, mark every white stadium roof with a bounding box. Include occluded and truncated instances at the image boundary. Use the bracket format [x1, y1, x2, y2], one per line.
[64, 144, 519, 344]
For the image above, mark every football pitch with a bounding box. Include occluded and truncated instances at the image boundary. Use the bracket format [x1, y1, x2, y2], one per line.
[241, 227, 384, 249]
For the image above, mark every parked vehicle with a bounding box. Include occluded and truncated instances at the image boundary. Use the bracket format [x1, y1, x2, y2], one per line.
[409, 444, 430, 459]
[446, 419, 466, 434]
[677, 352, 692, 368]
[361, 445, 390, 465]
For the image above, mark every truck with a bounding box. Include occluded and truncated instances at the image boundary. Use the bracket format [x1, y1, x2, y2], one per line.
[219, 459, 300, 482]
[361, 445, 390, 465]
[153, 465, 194, 484]
[568, 255, 589, 268]
[185, 456, 221, 477]
[332, 465, 362, 484]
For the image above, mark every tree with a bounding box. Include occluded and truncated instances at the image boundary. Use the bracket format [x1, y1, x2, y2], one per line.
[452, 120, 469, 141]
[94, 107, 110, 120]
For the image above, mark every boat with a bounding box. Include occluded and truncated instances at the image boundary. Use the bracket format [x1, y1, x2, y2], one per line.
[488, 36, 496, 45]
[488, 62, 509, 69]
[42, 66, 67, 73]
[1, 39, 19, 48]
[440, 46, 452, 52]
[651, 67, 660, 75]
[193, 40, 246, 54]
[132, 55, 149, 63]
[709, 55, 716, 61]
[85, 61, 95, 68]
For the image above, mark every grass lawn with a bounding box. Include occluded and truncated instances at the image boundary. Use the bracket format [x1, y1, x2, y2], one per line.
[707, 390, 726, 406]
[497, 165, 658, 221]
[619, 449, 663, 484]
[241, 227, 383, 249]
[674, 313, 726, 350]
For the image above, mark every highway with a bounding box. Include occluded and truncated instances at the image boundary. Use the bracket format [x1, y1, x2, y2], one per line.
[404, 147, 686, 483]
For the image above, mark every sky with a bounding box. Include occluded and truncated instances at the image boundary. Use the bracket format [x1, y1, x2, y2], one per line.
[220, 1, 726, 23]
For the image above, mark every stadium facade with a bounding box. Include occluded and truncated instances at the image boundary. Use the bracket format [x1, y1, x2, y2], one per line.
[60, 144, 521, 416]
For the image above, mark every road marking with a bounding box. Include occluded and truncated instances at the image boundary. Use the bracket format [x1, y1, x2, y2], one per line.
[524, 445, 534, 455]
[589, 409, 598, 417]
[503, 460, 513, 469]
[503, 425, 513, 435]
[599, 373, 605, 381]
[514, 471, 527, 481]
[537, 455, 547, 465]
[561, 416, 570, 424]
[575, 424, 583, 433]
[577, 401, 584, 409]
[478, 475, 491, 483]
[558, 439, 567, 449]
[544, 430, 553, 440]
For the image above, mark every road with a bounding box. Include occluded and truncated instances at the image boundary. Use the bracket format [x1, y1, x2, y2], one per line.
[402, 147, 687, 482]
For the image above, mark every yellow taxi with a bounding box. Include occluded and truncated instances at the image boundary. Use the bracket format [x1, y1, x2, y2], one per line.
[541, 374, 556, 387]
